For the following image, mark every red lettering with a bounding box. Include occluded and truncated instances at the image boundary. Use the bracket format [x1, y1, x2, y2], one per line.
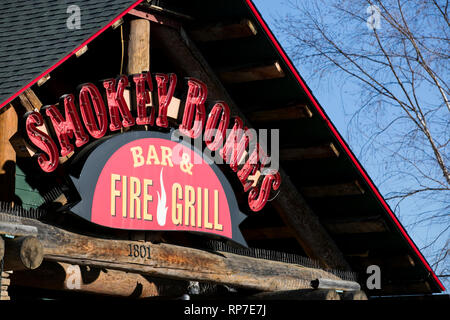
[44, 94, 89, 157]
[220, 117, 249, 172]
[248, 172, 281, 212]
[237, 146, 260, 192]
[155, 73, 177, 128]
[79, 83, 108, 139]
[133, 72, 155, 126]
[179, 78, 207, 139]
[25, 111, 59, 173]
[103, 76, 135, 131]
[204, 101, 230, 151]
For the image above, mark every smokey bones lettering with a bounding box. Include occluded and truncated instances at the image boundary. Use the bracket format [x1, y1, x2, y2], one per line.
[24, 72, 281, 212]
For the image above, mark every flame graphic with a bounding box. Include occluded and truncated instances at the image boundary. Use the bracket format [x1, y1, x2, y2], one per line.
[156, 168, 168, 226]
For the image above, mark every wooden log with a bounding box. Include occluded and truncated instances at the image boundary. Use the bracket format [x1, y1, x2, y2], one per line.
[341, 290, 368, 300]
[127, 19, 151, 75]
[219, 62, 284, 83]
[4, 236, 44, 271]
[0, 104, 18, 203]
[37, 74, 50, 87]
[12, 216, 352, 292]
[250, 289, 341, 300]
[0, 221, 38, 237]
[75, 45, 88, 57]
[11, 261, 188, 298]
[301, 180, 365, 198]
[190, 19, 257, 42]
[153, 24, 351, 271]
[247, 104, 313, 123]
[322, 216, 387, 234]
[311, 278, 361, 291]
[280, 143, 340, 161]
[17, 88, 43, 112]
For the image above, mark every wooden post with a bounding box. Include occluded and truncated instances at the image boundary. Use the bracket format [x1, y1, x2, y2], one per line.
[11, 261, 189, 298]
[310, 278, 361, 291]
[0, 104, 18, 203]
[127, 18, 152, 241]
[127, 19, 151, 75]
[4, 236, 44, 271]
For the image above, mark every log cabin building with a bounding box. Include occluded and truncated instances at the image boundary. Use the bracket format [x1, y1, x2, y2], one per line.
[0, 0, 445, 301]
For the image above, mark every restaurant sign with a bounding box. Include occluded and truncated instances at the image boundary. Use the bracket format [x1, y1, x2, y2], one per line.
[70, 131, 247, 245]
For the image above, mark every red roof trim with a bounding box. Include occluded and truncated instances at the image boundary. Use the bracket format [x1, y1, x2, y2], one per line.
[245, 0, 444, 291]
[0, 0, 144, 111]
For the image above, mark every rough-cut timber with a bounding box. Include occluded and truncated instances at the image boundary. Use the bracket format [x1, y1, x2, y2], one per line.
[7, 215, 356, 292]
[4, 236, 44, 271]
[0, 222, 38, 237]
[11, 261, 189, 298]
[310, 278, 361, 291]
[153, 24, 351, 271]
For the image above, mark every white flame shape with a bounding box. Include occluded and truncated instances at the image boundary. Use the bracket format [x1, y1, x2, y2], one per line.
[156, 168, 168, 226]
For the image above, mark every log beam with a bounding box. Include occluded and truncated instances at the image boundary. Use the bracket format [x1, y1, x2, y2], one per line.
[153, 24, 351, 271]
[11, 261, 188, 298]
[127, 19, 151, 75]
[310, 278, 361, 291]
[3, 236, 44, 271]
[9, 215, 356, 292]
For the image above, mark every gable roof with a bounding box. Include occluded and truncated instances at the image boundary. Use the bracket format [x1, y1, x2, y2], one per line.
[0, 0, 142, 109]
[0, 0, 444, 296]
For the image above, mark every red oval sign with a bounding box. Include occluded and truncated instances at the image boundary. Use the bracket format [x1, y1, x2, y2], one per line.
[69, 131, 247, 245]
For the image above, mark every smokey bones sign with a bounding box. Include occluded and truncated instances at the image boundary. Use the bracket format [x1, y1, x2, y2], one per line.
[24, 72, 281, 243]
